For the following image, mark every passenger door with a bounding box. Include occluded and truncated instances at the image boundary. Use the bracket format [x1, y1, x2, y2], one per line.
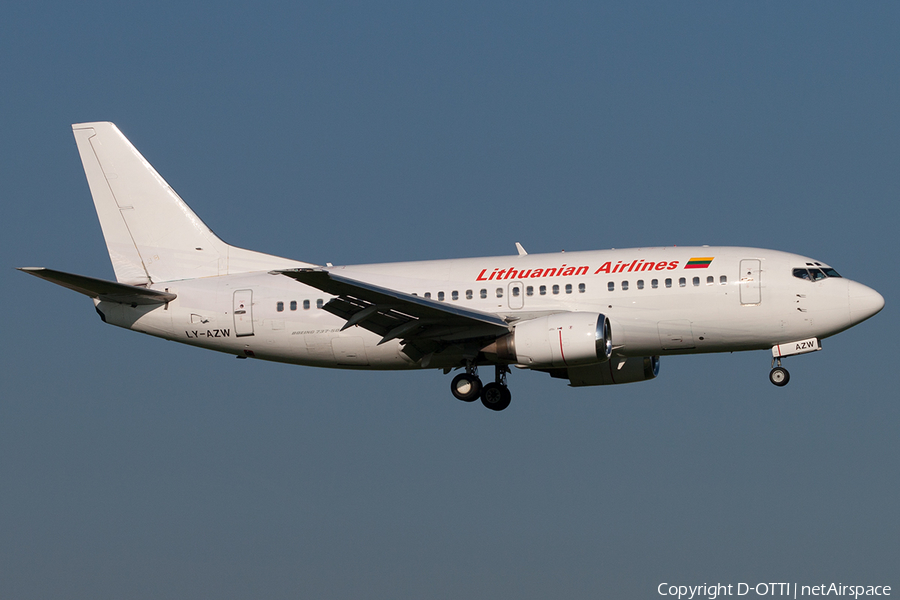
[233, 289, 255, 337]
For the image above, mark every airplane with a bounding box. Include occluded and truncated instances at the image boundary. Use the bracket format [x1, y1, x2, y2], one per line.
[19, 122, 885, 411]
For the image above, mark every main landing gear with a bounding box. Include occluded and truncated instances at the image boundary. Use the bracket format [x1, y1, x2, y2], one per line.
[450, 364, 512, 411]
[769, 357, 790, 387]
[450, 370, 482, 402]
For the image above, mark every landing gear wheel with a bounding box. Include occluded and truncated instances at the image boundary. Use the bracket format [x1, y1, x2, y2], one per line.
[769, 367, 790, 386]
[481, 382, 511, 411]
[451, 373, 482, 402]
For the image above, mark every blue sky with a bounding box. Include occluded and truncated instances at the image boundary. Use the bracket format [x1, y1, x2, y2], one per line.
[2, 2, 898, 598]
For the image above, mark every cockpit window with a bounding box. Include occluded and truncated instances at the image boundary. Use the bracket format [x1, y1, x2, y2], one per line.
[793, 267, 841, 281]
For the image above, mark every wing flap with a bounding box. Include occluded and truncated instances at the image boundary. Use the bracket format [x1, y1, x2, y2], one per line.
[18, 267, 176, 305]
[276, 268, 510, 346]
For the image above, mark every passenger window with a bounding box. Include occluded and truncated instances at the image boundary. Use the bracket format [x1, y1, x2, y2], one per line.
[451, 291, 458, 301]
[496, 288, 503, 298]
[303, 299, 310, 310]
[706, 276, 714, 285]
[652, 279, 658, 289]
[665, 278, 672, 288]
[424, 292, 431, 299]
[540, 285, 547, 295]
[480, 289, 487, 299]
[578, 283, 586, 293]
[290, 300, 297, 311]
[466, 289, 473, 300]
[565, 284, 572, 294]
[526, 286, 534, 296]
[276, 301, 284, 312]
[608, 282, 615, 291]
[720, 275, 727, 285]
[552, 284, 560, 295]
[316, 299, 324, 309]
[438, 291, 445, 301]
[637, 280, 644, 290]
[679, 277, 686, 287]
[693, 277, 700, 287]
[621, 281, 629, 291]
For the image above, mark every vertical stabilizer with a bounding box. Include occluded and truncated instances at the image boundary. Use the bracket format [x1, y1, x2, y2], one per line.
[72, 122, 311, 283]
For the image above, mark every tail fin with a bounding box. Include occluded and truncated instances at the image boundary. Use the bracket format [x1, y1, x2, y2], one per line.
[72, 122, 312, 284]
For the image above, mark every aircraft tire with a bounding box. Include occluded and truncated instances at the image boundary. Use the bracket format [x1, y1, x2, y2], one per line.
[769, 367, 790, 386]
[481, 382, 511, 411]
[451, 373, 482, 402]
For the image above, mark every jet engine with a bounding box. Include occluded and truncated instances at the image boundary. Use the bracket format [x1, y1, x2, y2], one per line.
[483, 312, 612, 368]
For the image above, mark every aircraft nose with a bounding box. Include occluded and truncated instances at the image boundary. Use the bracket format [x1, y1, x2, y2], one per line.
[848, 280, 885, 324]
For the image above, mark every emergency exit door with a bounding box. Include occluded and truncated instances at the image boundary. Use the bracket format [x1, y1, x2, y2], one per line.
[508, 281, 524, 309]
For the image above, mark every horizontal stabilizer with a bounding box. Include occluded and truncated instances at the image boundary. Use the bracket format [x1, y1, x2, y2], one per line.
[18, 267, 176, 305]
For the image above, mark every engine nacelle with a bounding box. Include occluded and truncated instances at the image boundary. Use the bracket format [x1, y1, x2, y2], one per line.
[484, 312, 612, 368]
[563, 356, 660, 387]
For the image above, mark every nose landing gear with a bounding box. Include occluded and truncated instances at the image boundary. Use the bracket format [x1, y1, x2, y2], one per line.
[449, 364, 512, 410]
[769, 357, 790, 386]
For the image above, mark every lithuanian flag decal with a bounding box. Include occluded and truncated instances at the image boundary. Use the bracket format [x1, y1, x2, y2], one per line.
[685, 257, 714, 269]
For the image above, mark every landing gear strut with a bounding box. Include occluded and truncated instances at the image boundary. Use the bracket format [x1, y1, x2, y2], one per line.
[481, 365, 511, 411]
[769, 357, 790, 387]
[448, 364, 512, 410]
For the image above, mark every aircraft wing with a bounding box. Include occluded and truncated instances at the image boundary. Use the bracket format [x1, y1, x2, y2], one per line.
[18, 267, 176, 305]
[277, 268, 510, 360]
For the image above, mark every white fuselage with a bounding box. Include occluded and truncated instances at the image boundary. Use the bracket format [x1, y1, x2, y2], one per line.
[96, 246, 877, 370]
